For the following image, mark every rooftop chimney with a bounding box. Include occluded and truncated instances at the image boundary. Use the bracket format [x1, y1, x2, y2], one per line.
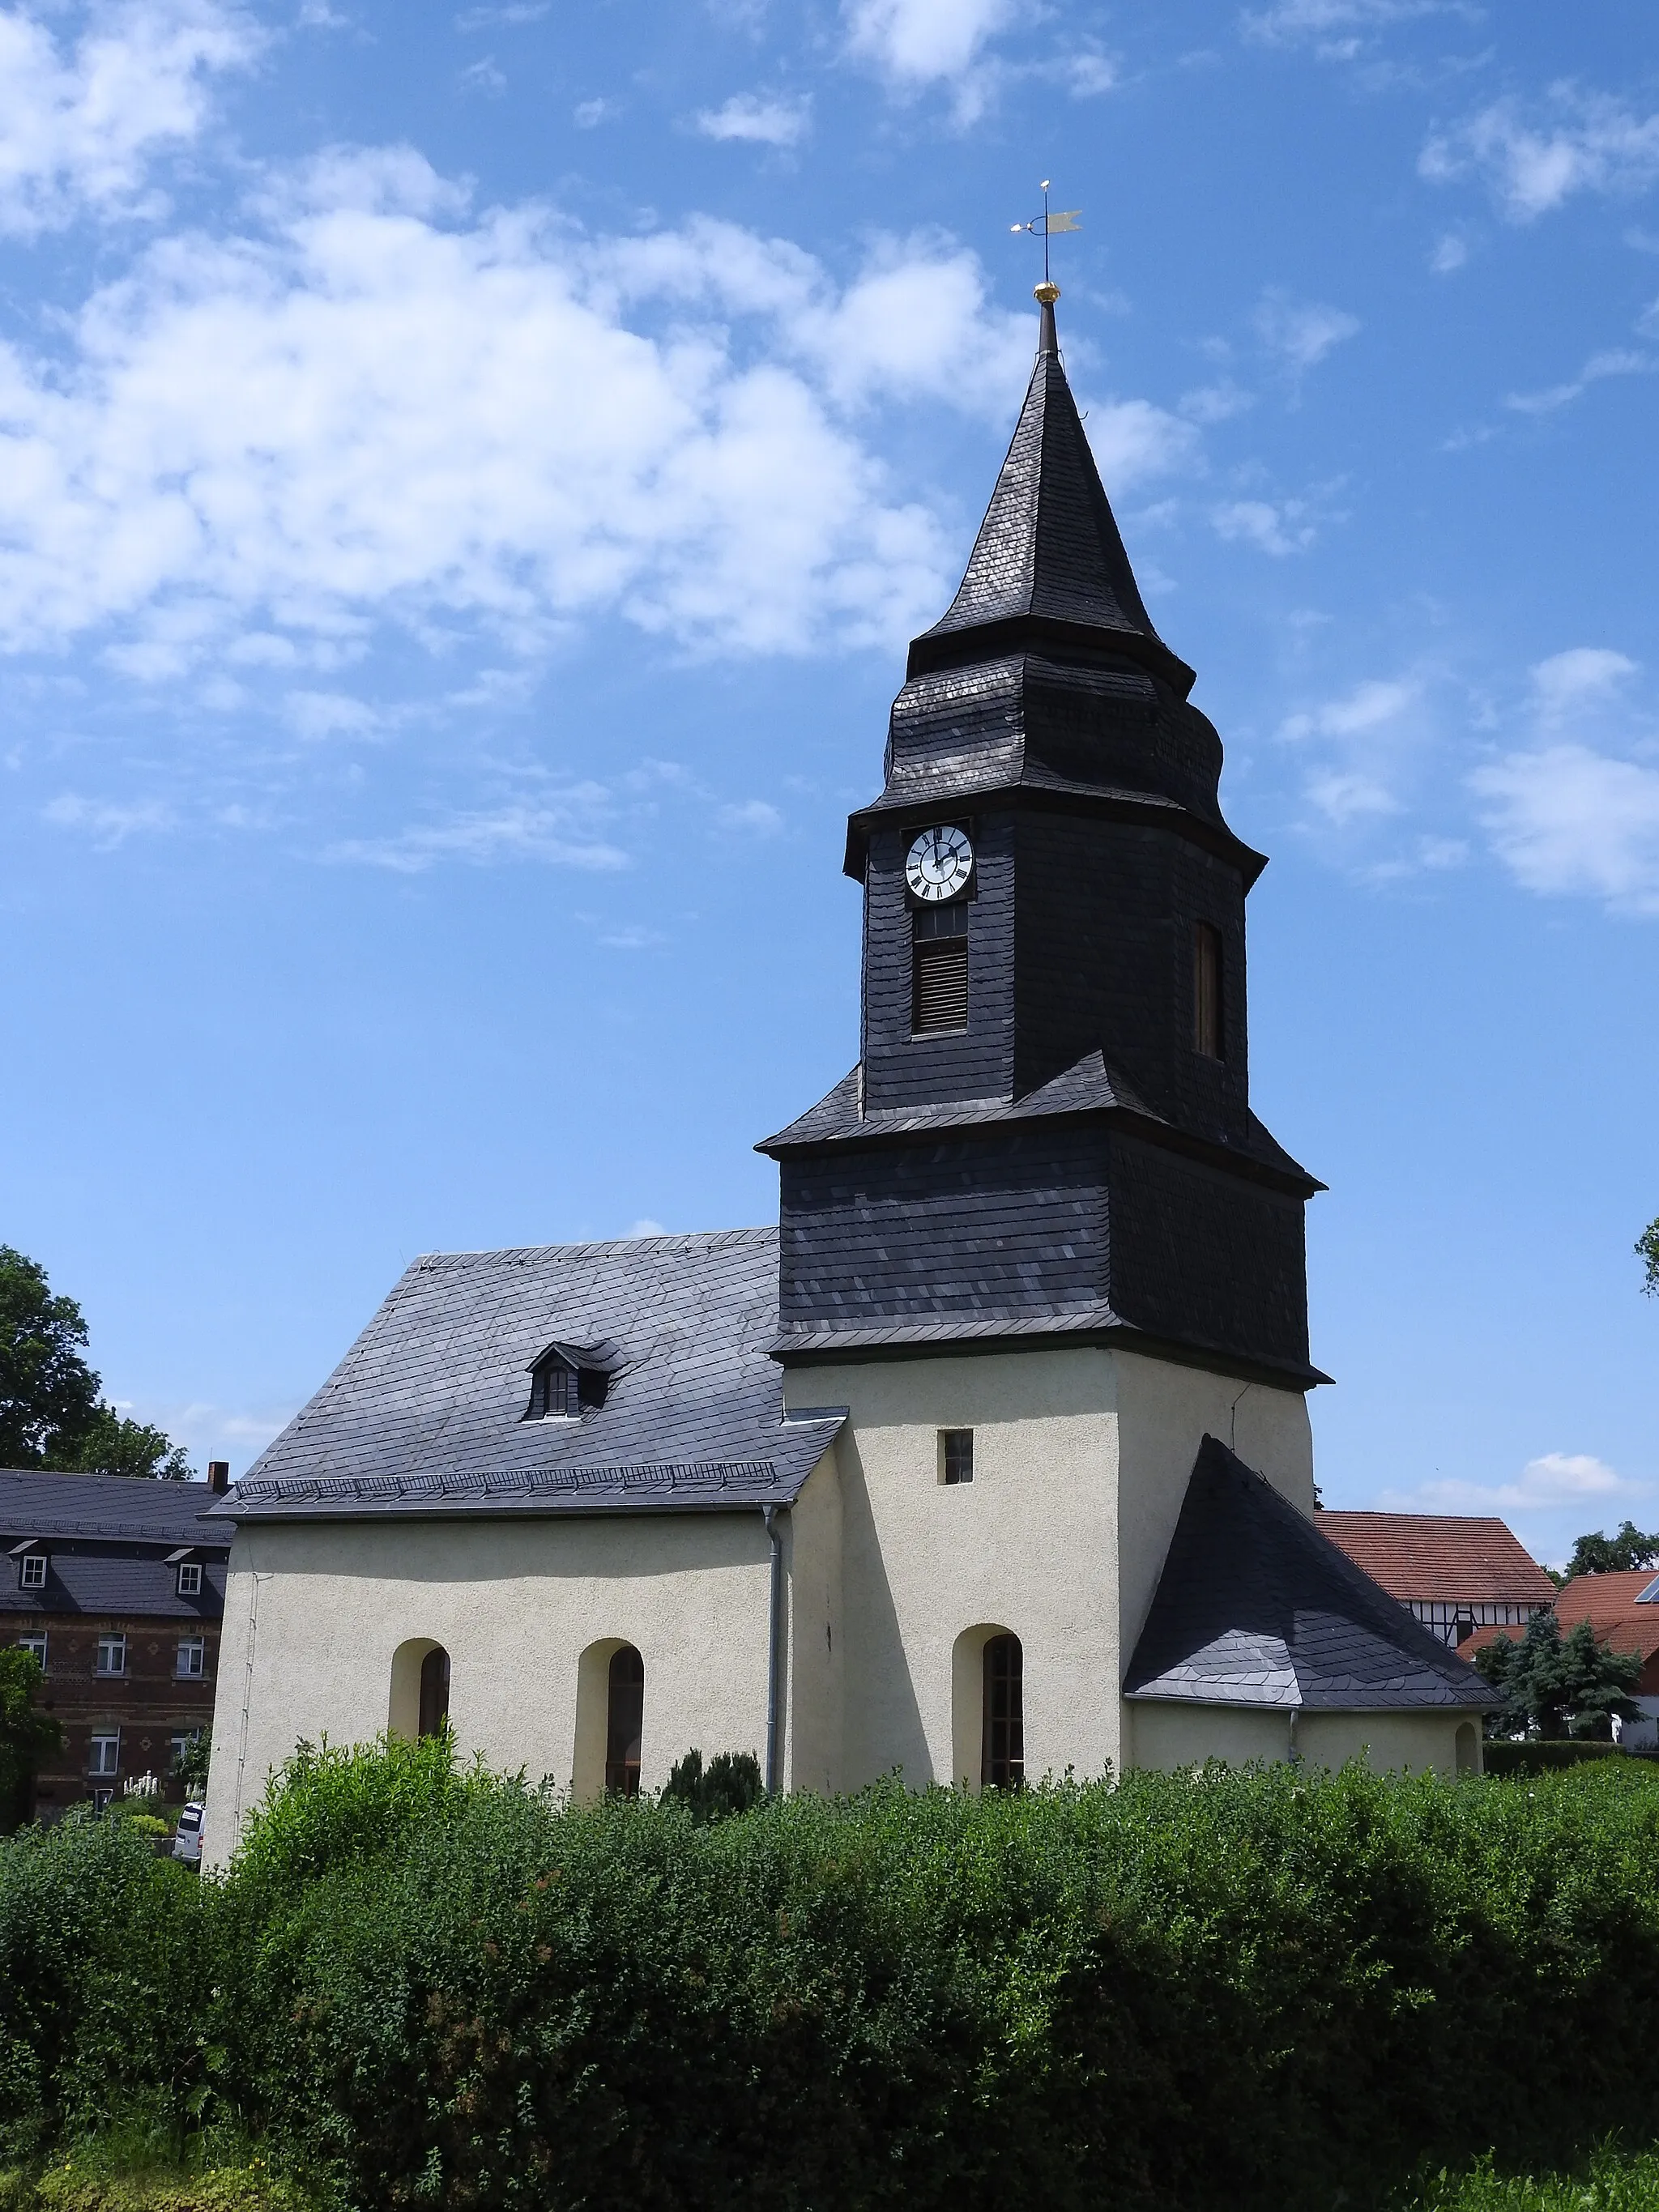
[207, 1460, 230, 1495]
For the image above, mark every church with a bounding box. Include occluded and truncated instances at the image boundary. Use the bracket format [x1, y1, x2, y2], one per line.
[202, 285, 1492, 1860]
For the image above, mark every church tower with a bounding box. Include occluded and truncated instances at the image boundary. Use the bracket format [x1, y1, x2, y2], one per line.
[760, 288, 1324, 1388]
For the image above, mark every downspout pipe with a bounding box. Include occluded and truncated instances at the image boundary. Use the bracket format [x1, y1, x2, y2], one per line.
[761, 1504, 787, 1795]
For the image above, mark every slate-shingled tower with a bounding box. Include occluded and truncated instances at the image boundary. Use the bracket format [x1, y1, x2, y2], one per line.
[761, 289, 1325, 1387]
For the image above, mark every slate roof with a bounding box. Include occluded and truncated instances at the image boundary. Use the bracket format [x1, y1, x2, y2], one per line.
[1318, 1511, 1556, 1608]
[1124, 1437, 1499, 1712]
[0, 1470, 229, 1620]
[216, 1228, 845, 1523]
[759, 1050, 1320, 1196]
[914, 299, 1195, 700]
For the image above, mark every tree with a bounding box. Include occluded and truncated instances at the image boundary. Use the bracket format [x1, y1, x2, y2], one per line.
[0, 1647, 63, 1831]
[173, 1727, 211, 1794]
[0, 1245, 191, 1478]
[1640, 1216, 1659, 1298]
[1475, 1607, 1642, 1740]
[660, 1748, 764, 1823]
[1564, 1520, 1659, 1580]
[0, 1246, 100, 1465]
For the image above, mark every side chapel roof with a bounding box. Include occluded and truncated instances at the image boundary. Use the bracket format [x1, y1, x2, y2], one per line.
[1125, 1437, 1499, 1713]
[215, 1228, 843, 1523]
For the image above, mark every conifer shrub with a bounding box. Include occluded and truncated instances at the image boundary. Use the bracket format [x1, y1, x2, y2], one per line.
[10, 1747, 1659, 2211]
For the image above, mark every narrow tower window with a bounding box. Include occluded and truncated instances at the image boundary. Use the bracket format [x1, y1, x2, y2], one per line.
[940, 1430, 974, 1485]
[605, 1644, 644, 1796]
[982, 1633, 1024, 1789]
[1192, 923, 1224, 1060]
[912, 901, 969, 1035]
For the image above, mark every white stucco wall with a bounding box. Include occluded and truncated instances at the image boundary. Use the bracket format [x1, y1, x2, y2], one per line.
[1129, 1699, 1294, 1770]
[1128, 1704, 1479, 1778]
[203, 1504, 786, 1866]
[1296, 1711, 1478, 1779]
[782, 1344, 1314, 1792]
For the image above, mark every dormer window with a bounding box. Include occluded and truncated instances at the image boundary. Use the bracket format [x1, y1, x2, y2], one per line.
[523, 1341, 612, 1422]
[19, 1551, 46, 1592]
[178, 1563, 203, 1596]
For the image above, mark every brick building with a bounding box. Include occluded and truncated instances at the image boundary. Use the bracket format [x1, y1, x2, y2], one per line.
[2, 1468, 232, 1819]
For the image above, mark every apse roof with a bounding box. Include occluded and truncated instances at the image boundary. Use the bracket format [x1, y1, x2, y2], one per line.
[1124, 1436, 1499, 1713]
[215, 1228, 844, 1523]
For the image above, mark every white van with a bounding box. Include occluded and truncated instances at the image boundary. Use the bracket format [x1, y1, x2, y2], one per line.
[172, 1802, 205, 1865]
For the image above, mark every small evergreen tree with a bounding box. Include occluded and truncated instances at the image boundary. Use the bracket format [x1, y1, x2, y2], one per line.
[659, 1747, 764, 1823]
[0, 1646, 63, 1831]
[1476, 1607, 1641, 1740]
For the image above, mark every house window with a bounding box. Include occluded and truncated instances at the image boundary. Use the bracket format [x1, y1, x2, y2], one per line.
[19, 1553, 46, 1591]
[418, 1646, 451, 1738]
[169, 1733, 196, 1773]
[940, 1430, 974, 1485]
[18, 1630, 47, 1671]
[604, 1645, 644, 1797]
[1192, 923, 1224, 1059]
[911, 901, 969, 1035]
[90, 1731, 121, 1776]
[177, 1637, 207, 1680]
[177, 1562, 203, 1596]
[982, 1633, 1024, 1790]
[96, 1633, 126, 1677]
[529, 1357, 578, 1419]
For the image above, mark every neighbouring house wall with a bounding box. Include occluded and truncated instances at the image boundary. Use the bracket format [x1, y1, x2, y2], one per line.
[1129, 1701, 1294, 1769]
[203, 1511, 775, 1866]
[1296, 1711, 1478, 1779]
[783, 1347, 1123, 1789]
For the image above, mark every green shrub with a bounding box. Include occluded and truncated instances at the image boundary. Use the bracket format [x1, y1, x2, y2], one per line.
[1482, 1741, 1632, 1775]
[659, 1748, 763, 1822]
[13, 1745, 1659, 2212]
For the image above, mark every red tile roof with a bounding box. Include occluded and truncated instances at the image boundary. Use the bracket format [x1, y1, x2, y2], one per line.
[1316, 1511, 1556, 1606]
[1463, 1575, 1659, 1693]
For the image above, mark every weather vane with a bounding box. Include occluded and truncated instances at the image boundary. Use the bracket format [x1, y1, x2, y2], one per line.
[1011, 180, 1081, 296]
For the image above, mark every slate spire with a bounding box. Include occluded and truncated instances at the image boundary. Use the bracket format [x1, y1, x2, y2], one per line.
[911, 286, 1193, 698]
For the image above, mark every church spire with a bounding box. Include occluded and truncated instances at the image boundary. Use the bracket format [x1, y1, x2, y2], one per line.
[911, 287, 1194, 699]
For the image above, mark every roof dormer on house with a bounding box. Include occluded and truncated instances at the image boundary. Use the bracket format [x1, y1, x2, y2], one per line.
[523, 1340, 617, 1421]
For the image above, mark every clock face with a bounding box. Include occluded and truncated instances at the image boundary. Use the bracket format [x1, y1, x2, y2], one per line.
[906, 825, 975, 903]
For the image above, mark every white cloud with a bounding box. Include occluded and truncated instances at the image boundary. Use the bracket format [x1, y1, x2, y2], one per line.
[1472, 744, 1659, 915]
[1397, 1451, 1628, 1514]
[1422, 89, 1659, 224]
[284, 688, 382, 739]
[1084, 399, 1201, 491]
[1243, 0, 1465, 54]
[1066, 52, 1117, 97]
[0, 179, 1063, 672]
[458, 54, 505, 95]
[1254, 289, 1361, 374]
[625, 1217, 667, 1238]
[695, 92, 809, 147]
[1430, 231, 1468, 274]
[43, 790, 173, 843]
[325, 792, 629, 873]
[1282, 675, 1422, 739]
[572, 97, 616, 129]
[842, 0, 1019, 113]
[1504, 347, 1654, 417]
[1211, 497, 1316, 556]
[0, 0, 261, 237]
[1278, 674, 1427, 824]
[716, 797, 783, 832]
[1469, 650, 1659, 914]
[455, 3, 547, 25]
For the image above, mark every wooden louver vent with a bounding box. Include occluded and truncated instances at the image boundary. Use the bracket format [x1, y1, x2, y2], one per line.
[912, 905, 969, 1034]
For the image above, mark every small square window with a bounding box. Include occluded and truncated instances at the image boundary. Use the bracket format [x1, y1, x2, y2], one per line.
[96, 1634, 126, 1677]
[177, 1562, 203, 1596]
[90, 1732, 120, 1777]
[940, 1429, 974, 1485]
[19, 1553, 46, 1591]
[177, 1637, 207, 1680]
[18, 1630, 48, 1670]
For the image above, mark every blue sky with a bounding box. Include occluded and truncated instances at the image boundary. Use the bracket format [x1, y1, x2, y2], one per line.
[1, 0, 1655, 1566]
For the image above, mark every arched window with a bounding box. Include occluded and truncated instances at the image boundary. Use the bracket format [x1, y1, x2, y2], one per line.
[419, 1645, 451, 1738]
[604, 1644, 644, 1796]
[982, 1633, 1024, 1789]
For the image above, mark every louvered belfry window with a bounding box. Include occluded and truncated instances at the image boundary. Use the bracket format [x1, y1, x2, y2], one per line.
[912, 900, 969, 1034]
[1192, 921, 1224, 1060]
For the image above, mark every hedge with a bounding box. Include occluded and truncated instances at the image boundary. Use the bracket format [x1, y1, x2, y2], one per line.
[1482, 1741, 1634, 1776]
[9, 1744, 1659, 2212]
